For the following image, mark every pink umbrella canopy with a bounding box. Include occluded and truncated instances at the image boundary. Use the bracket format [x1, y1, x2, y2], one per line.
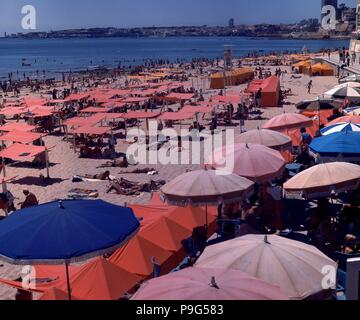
[262, 113, 313, 131]
[208, 143, 286, 183]
[131, 267, 288, 300]
[283, 162, 360, 199]
[160, 169, 255, 206]
[235, 129, 292, 151]
[196, 235, 337, 300]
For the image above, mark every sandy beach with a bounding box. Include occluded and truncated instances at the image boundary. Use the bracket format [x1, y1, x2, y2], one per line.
[0, 53, 347, 299]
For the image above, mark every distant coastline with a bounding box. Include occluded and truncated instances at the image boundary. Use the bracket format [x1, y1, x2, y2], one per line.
[1, 23, 352, 41]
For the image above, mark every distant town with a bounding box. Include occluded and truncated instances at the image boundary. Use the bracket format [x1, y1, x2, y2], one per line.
[2, 1, 357, 40]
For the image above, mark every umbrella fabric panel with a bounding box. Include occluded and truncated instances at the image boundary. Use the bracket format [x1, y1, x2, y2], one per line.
[0, 200, 140, 264]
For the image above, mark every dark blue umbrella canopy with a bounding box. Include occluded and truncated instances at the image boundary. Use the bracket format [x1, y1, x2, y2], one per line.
[0, 200, 140, 264]
[310, 132, 360, 158]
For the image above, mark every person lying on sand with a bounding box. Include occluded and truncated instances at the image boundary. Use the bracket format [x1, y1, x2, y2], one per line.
[84, 171, 111, 181]
[119, 168, 158, 175]
[106, 178, 165, 195]
[97, 157, 130, 169]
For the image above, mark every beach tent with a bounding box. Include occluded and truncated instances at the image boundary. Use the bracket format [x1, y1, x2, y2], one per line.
[0, 107, 27, 117]
[164, 93, 194, 102]
[122, 111, 161, 120]
[292, 60, 311, 73]
[181, 105, 216, 114]
[306, 63, 334, 77]
[159, 112, 196, 121]
[72, 126, 111, 136]
[121, 97, 149, 104]
[79, 107, 109, 114]
[0, 123, 37, 132]
[23, 98, 48, 108]
[246, 76, 280, 108]
[210, 68, 254, 89]
[0, 131, 44, 144]
[64, 93, 90, 102]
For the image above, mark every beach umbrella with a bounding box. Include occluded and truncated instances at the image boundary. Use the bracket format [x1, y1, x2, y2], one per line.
[195, 235, 337, 300]
[310, 132, 360, 161]
[208, 143, 285, 183]
[283, 162, 360, 199]
[333, 82, 360, 89]
[345, 107, 360, 116]
[131, 267, 288, 301]
[262, 113, 313, 131]
[40, 288, 74, 301]
[235, 128, 292, 151]
[339, 74, 360, 84]
[160, 169, 255, 225]
[0, 200, 140, 300]
[296, 97, 343, 111]
[109, 235, 173, 278]
[140, 216, 192, 253]
[160, 169, 255, 207]
[321, 122, 360, 135]
[326, 115, 360, 126]
[324, 87, 360, 103]
[47, 258, 141, 300]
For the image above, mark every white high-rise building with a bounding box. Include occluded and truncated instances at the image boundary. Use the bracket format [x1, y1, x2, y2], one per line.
[350, 0, 360, 52]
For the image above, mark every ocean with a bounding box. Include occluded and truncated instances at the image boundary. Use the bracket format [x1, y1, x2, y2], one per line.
[0, 37, 350, 80]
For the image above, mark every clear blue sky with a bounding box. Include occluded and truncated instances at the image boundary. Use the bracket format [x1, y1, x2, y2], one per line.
[0, 0, 355, 33]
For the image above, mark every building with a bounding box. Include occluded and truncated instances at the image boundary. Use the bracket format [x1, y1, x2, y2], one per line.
[321, 0, 339, 20]
[350, 0, 360, 53]
[228, 18, 235, 28]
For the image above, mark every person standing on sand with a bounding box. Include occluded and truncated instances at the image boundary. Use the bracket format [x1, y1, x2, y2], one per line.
[307, 80, 313, 94]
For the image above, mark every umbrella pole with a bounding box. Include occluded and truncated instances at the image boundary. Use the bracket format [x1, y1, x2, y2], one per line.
[205, 204, 208, 228]
[65, 261, 72, 301]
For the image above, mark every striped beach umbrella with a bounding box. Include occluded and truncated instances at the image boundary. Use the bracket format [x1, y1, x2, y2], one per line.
[324, 87, 360, 103]
[339, 74, 360, 84]
[296, 97, 343, 111]
[321, 122, 360, 136]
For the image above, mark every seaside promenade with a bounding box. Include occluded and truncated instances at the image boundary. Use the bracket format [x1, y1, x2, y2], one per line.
[320, 53, 360, 76]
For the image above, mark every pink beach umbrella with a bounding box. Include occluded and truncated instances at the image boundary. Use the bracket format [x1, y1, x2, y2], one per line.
[131, 267, 288, 300]
[208, 143, 285, 183]
[283, 162, 360, 199]
[235, 128, 292, 151]
[262, 113, 313, 131]
[196, 235, 337, 300]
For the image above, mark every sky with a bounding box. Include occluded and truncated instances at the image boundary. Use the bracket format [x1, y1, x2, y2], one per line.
[0, 0, 356, 33]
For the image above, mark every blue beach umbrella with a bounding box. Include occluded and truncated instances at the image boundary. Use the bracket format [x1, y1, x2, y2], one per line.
[0, 200, 140, 300]
[321, 122, 360, 136]
[310, 132, 360, 160]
